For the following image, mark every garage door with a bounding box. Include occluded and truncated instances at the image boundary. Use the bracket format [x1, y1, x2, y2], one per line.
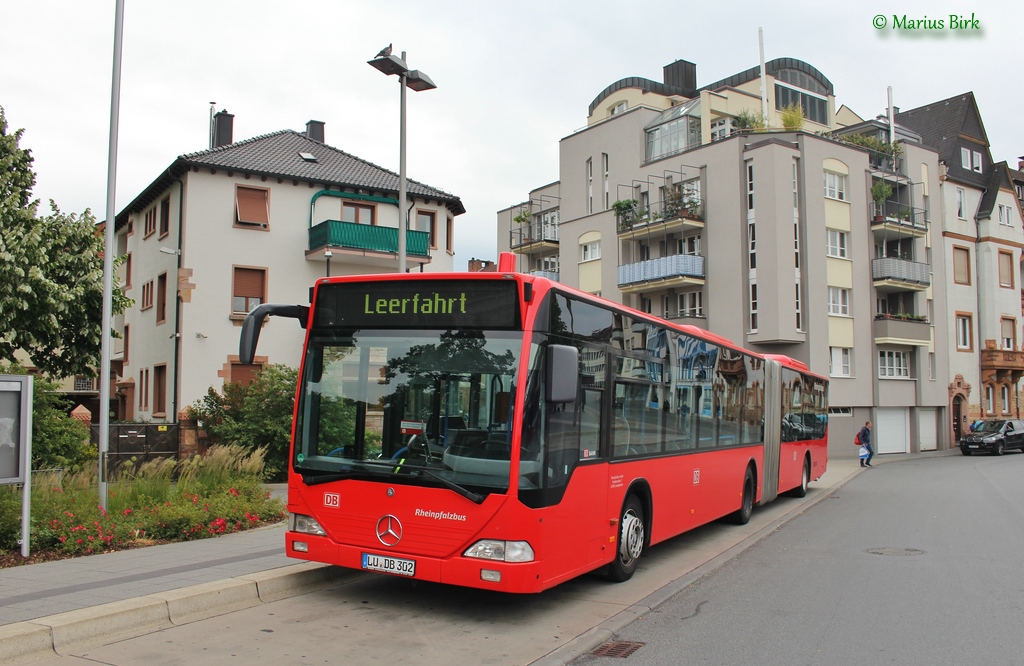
[919, 408, 937, 451]
[876, 407, 909, 454]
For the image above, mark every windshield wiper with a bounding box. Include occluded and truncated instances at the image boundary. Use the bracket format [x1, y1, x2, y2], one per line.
[404, 466, 484, 504]
[301, 461, 484, 504]
[300, 462, 389, 485]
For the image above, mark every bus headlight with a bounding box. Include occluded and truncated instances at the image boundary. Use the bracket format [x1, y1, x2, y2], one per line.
[290, 513, 326, 536]
[463, 540, 535, 563]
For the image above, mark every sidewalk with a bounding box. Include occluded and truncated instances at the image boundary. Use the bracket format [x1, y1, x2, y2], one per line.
[0, 452, 952, 664]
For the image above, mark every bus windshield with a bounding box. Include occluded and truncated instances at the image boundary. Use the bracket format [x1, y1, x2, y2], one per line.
[293, 328, 522, 496]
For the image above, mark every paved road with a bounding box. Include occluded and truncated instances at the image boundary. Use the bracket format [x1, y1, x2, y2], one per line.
[18, 461, 862, 665]
[571, 451, 1024, 665]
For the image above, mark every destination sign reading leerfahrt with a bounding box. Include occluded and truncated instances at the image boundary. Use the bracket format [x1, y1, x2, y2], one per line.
[314, 280, 521, 330]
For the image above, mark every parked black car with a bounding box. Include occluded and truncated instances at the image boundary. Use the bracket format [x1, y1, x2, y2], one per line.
[959, 419, 1024, 456]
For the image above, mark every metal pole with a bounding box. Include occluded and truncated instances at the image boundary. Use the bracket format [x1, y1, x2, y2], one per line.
[398, 51, 408, 274]
[99, 0, 125, 510]
[20, 377, 33, 558]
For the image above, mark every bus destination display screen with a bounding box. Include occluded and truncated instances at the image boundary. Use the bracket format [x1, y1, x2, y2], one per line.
[314, 280, 521, 330]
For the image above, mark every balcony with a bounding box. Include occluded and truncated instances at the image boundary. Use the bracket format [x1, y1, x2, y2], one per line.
[616, 197, 704, 236]
[870, 203, 927, 238]
[871, 257, 930, 292]
[618, 254, 705, 293]
[510, 224, 559, 254]
[528, 269, 560, 282]
[308, 220, 431, 269]
[980, 340, 1024, 384]
[873, 314, 930, 347]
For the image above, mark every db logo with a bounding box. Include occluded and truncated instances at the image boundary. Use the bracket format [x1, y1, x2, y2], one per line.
[324, 492, 340, 508]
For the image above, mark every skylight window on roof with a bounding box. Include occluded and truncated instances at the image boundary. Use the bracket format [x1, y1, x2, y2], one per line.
[299, 152, 317, 162]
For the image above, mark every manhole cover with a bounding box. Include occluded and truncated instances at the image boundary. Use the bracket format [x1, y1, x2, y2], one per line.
[590, 641, 645, 658]
[866, 547, 924, 556]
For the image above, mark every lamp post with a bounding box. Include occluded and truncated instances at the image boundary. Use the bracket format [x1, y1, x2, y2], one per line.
[324, 250, 332, 277]
[368, 48, 436, 273]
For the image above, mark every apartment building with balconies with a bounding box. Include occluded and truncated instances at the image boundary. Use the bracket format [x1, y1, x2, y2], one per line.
[498, 57, 951, 455]
[113, 113, 464, 422]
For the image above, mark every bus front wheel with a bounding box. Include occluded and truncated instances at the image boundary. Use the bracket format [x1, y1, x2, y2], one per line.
[607, 496, 645, 582]
[730, 467, 755, 525]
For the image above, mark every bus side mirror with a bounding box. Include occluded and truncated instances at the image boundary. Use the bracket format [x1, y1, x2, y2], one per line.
[239, 303, 309, 365]
[547, 344, 579, 403]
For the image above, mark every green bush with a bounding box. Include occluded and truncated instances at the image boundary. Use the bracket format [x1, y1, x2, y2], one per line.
[187, 365, 298, 481]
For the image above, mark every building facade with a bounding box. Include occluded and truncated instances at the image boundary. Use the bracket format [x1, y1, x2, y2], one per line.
[114, 114, 464, 422]
[896, 95, 1024, 439]
[499, 58, 952, 454]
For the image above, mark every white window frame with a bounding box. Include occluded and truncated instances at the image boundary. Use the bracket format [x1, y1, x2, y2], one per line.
[986, 385, 994, 414]
[973, 150, 983, 173]
[749, 282, 758, 331]
[998, 203, 1012, 226]
[961, 147, 971, 169]
[828, 287, 850, 316]
[826, 229, 848, 258]
[829, 347, 851, 377]
[1003, 385, 1010, 414]
[823, 171, 846, 201]
[956, 315, 972, 350]
[678, 290, 703, 317]
[878, 350, 910, 378]
[580, 240, 601, 262]
[956, 188, 967, 219]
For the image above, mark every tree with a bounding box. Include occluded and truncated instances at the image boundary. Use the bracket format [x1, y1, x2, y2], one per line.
[0, 107, 131, 378]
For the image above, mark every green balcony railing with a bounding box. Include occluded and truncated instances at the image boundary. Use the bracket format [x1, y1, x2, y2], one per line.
[309, 220, 430, 256]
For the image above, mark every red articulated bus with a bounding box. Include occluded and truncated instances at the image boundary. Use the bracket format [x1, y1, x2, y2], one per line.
[239, 255, 828, 593]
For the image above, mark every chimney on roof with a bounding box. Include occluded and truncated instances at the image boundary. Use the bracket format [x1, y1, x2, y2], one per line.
[1019, 157, 1024, 171]
[306, 120, 325, 143]
[468, 258, 496, 273]
[213, 110, 234, 148]
[663, 59, 697, 95]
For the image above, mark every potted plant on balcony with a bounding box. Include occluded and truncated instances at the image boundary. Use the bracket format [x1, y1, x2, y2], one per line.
[612, 199, 638, 231]
[683, 200, 704, 221]
[512, 207, 532, 242]
[871, 181, 892, 222]
[663, 188, 682, 219]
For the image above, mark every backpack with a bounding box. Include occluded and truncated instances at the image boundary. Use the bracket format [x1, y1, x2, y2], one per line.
[854, 432, 861, 446]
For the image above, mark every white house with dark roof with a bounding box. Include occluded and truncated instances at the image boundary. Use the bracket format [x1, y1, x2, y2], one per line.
[111, 113, 464, 422]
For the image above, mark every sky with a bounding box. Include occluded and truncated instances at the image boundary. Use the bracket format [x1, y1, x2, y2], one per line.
[2, 1, 1021, 270]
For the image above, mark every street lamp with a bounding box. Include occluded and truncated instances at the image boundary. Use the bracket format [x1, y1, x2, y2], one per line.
[324, 250, 332, 277]
[368, 47, 437, 273]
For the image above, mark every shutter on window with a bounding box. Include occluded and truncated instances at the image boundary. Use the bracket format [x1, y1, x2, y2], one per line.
[231, 363, 260, 386]
[236, 187, 269, 227]
[234, 268, 265, 298]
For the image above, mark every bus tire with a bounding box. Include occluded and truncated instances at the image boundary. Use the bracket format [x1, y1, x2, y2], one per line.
[730, 467, 755, 525]
[607, 495, 645, 582]
[789, 456, 810, 498]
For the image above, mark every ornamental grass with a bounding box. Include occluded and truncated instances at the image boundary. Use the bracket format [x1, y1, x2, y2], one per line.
[0, 445, 285, 564]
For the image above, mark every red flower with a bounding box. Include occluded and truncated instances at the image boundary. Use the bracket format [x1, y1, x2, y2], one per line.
[229, 487, 239, 497]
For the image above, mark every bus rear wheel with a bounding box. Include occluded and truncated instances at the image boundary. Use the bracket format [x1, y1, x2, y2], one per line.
[730, 467, 755, 525]
[607, 496, 645, 582]
[789, 457, 810, 498]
